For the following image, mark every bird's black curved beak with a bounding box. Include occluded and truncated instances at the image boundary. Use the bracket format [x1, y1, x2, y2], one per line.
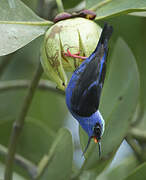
[98, 141, 101, 158]
[82, 137, 101, 158]
[82, 136, 92, 156]
[93, 137, 101, 158]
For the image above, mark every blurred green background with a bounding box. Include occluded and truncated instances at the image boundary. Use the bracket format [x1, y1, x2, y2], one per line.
[0, 0, 146, 180]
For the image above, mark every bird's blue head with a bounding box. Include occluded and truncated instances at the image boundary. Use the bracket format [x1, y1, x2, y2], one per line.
[68, 107, 105, 155]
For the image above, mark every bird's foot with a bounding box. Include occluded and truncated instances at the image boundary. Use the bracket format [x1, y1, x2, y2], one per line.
[63, 48, 87, 60]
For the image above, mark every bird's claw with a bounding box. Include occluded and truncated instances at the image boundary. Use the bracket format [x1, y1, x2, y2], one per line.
[63, 48, 87, 60]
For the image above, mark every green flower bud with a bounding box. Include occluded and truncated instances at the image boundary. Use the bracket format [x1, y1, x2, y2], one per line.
[41, 17, 102, 91]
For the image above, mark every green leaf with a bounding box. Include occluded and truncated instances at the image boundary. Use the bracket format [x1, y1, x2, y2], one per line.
[86, 0, 102, 9]
[0, 0, 53, 56]
[106, 15, 146, 132]
[96, 155, 139, 180]
[28, 90, 67, 132]
[124, 162, 146, 180]
[79, 38, 139, 171]
[0, 162, 26, 180]
[86, 0, 146, 20]
[37, 128, 73, 180]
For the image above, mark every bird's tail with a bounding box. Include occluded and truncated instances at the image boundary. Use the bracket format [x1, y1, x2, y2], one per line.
[94, 23, 113, 52]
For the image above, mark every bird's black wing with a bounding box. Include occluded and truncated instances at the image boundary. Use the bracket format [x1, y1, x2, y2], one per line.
[70, 24, 113, 117]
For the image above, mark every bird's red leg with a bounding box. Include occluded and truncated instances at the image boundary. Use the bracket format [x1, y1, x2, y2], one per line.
[63, 48, 87, 60]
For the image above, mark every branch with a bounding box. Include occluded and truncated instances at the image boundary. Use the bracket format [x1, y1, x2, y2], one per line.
[0, 80, 65, 95]
[0, 144, 37, 178]
[56, 0, 64, 13]
[4, 62, 43, 180]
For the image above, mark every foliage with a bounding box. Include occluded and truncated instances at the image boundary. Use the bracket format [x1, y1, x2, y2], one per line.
[0, 0, 146, 180]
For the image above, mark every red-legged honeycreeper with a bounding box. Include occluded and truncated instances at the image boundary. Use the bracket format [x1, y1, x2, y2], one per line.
[65, 24, 113, 156]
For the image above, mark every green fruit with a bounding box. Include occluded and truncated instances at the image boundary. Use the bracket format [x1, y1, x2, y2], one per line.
[41, 17, 102, 91]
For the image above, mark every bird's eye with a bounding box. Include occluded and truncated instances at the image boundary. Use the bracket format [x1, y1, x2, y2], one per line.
[93, 123, 101, 140]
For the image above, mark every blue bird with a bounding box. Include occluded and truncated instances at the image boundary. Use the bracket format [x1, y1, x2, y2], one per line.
[66, 24, 113, 156]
